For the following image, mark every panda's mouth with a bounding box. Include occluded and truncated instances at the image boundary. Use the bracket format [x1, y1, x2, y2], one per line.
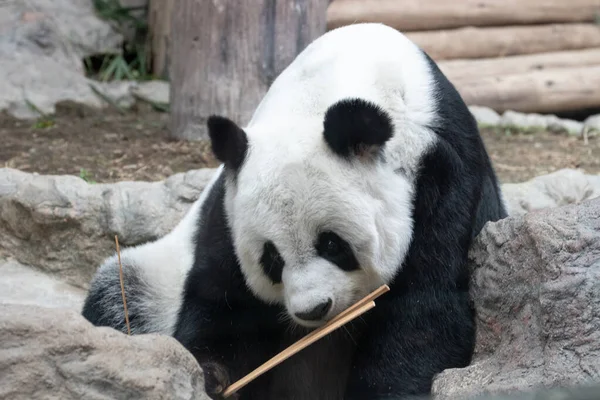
[290, 315, 329, 329]
[288, 297, 334, 328]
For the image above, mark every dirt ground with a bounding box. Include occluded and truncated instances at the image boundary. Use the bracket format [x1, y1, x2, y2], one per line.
[1, 102, 599, 184]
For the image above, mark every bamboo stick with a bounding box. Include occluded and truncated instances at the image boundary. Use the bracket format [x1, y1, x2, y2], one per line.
[222, 284, 390, 397]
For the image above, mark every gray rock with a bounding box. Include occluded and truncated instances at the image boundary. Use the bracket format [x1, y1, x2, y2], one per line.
[470, 106, 501, 126]
[130, 80, 170, 105]
[469, 107, 587, 135]
[499, 111, 583, 135]
[501, 168, 600, 216]
[0, 0, 127, 118]
[0, 167, 217, 288]
[0, 257, 85, 310]
[1, 51, 107, 119]
[499, 110, 550, 131]
[584, 114, 600, 134]
[432, 198, 600, 399]
[431, 383, 600, 400]
[547, 118, 584, 136]
[0, 303, 209, 400]
[2, 0, 123, 58]
[92, 80, 139, 109]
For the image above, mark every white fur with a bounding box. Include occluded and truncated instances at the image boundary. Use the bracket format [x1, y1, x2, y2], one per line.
[223, 24, 440, 327]
[94, 165, 224, 335]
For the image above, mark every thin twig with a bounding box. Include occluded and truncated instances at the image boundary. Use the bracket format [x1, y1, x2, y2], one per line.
[115, 235, 131, 335]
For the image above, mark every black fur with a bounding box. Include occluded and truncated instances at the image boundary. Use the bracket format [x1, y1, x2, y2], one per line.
[172, 172, 285, 399]
[323, 98, 394, 160]
[316, 231, 360, 272]
[82, 256, 154, 335]
[207, 115, 249, 171]
[344, 51, 507, 398]
[82, 49, 507, 400]
[202, 361, 239, 400]
[260, 241, 285, 284]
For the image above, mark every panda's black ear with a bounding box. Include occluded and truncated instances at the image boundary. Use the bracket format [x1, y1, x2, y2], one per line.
[323, 98, 393, 161]
[207, 115, 249, 171]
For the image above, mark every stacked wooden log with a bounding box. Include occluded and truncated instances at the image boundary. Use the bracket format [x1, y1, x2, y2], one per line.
[327, 0, 600, 114]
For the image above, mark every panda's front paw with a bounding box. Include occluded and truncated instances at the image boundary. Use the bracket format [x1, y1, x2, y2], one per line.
[200, 362, 238, 400]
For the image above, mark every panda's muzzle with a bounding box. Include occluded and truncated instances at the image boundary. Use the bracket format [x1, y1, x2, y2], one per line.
[293, 298, 332, 322]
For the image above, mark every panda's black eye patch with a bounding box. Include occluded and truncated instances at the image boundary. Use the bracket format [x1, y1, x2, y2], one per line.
[316, 231, 359, 272]
[260, 241, 284, 284]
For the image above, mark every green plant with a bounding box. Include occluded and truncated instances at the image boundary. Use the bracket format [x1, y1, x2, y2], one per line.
[25, 98, 56, 129]
[32, 119, 56, 129]
[88, 0, 150, 81]
[79, 168, 96, 184]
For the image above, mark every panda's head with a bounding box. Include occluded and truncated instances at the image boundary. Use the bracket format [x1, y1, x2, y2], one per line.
[207, 98, 414, 328]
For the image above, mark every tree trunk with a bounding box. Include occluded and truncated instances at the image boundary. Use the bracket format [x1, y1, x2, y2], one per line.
[170, 0, 329, 141]
[439, 48, 600, 84]
[327, 0, 600, 32]
[147, 0, 174, 79]
[406, 23, 600, 61]
[451, 65, 600, 114]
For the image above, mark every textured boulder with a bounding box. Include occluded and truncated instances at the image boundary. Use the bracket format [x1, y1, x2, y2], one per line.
[497, 111, 584, 135]
[442, 384, 600, 400]
[131, 80, 170, 105]
[432, 198, 600, 398]
[502, 168, 600, 216]
[0, 257, 85, 310]
[584, 114, 600, 135]
[0, 0, 173, 119]
[0, 0, 126, 118]
[0, 167, 216, 288]
[0, 303, 209, 400]
[468, 107, 589, 136]
[469, 106, 501, 126]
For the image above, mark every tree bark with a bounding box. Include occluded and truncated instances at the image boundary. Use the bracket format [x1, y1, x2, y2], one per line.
[147, 0, 174, 79]
[439, 48, 600, 84]
[327, 0, 600, 32]
[406, 24, 600, 61]
[451, 65, 600, 114]
[170, 0, 329, 141]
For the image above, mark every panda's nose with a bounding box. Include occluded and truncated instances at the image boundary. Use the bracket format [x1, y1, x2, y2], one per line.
[294, 298, 332, 321]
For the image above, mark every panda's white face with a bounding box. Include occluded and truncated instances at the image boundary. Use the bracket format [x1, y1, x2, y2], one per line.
[222, 119, 415, 328]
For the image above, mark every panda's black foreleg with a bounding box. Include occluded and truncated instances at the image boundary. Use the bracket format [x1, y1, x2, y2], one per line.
[341, 128, 490, 398]
[173, 292, 285, 400]
[341, 139, 480, 399]
[343, 288, 476, 399]
[200, 361, 239, 400]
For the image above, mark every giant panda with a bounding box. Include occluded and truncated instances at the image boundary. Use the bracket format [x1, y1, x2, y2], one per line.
[82, 23, 507, 400]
